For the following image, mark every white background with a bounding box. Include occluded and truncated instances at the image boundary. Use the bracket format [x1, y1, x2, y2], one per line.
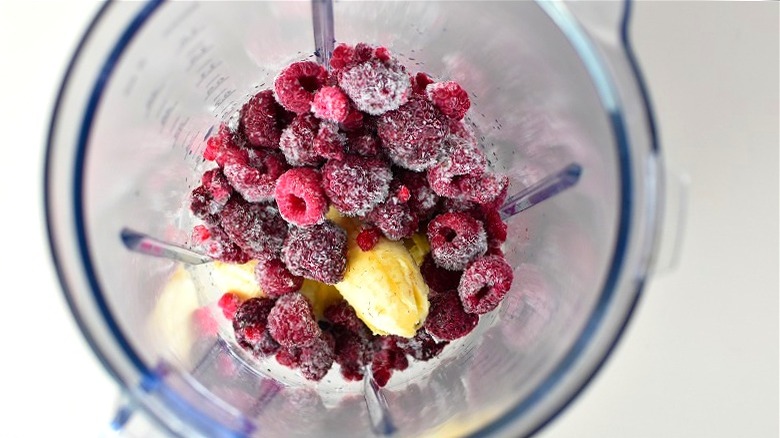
[0, 2, 777, 437]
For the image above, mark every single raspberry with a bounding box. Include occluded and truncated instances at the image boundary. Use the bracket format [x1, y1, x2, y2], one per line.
[427, 211, 487, 271]
[240, 89, 288, 148]
[274, 61, 328, 114]
[396, 169, 440, 222]
[376, 96, 448, 171]
[278, 113, 322, 167]
[267, 293, 321, 348]
[420, 253, 463, 297]
[374, 46, 391, 62]
[478, 207, 508, 246]
[458, 255, 514, 314]
[366, 194, 418, 241]
[339, 107, 365, 132]
[311, 86, 350, 122]
[274, 167, 328, 227]
[411, 72, 434, 95]
[233, 297, 277, 351]
[339, 59, 411, 116]
[447, 118, 478, 146]
[223, 148, 289, 203]
[275, 347, 302, 368]
[299, 332, 336, 381]
[190, 185, 219, 223]
[324, 301, 369, 335]
[321, 155, 392, 216]
[426, 81, 471, 120]
[458, 173, 509, 206]
[203, 125, 246, 167]
[313, 122, 347, 161]
[426, 140, 487, 198]
[201, 168, 233, 205]
[191, 223, 250, 264]
[331, 326, 370, 381]
[255, 258, 304, 298]
[397, 328, 449, 361]
[330, 43, 356, 73]
[346, 132, 381, 157]
[424, 291, 479, 341]
[282, 221, 348, 284]
[356, 227, 382, 251]
[218, 292, 242, 320]
[219, 196, 288, 260]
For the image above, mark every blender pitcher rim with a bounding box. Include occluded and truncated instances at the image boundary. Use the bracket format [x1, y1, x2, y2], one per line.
[43, 0, 660, 437]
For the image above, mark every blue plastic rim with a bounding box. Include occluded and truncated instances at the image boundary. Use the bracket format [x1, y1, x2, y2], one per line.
[44, 0, 658, 436]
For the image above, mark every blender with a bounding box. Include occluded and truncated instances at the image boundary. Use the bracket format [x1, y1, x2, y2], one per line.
[45, 1, 667, 436]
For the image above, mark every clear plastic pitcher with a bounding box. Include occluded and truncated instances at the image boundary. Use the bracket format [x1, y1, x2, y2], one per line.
[45, 1, 663, 436]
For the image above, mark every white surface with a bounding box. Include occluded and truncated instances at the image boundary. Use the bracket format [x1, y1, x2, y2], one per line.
[0, 2, 777, 437]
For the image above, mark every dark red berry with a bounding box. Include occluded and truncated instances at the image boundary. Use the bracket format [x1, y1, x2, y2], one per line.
[427, 211, 487, 271]
[376, 96, 448, 171]
[274, 167, 328, 227]
[311, 86, 350, 122]
[339, 59, 410, 116]
[479, 207, 508, 246]
[458, 173, 509, 206]
[218, 292, 242, 320]
[275, 347, 302, 368]
[396, 169, 440, 222]
[330, 43, 356, 73]
[346, 132, 381, 157]
[274, 61, 328, 114]
[240, 89, 288, 148]
[458, 255, 514, 314]
[299, 332, 336, 381]
[426, 139, 487, 198]
[321, 155, 392, 216]
[424, 291, 479, 341]
[255, 258, 304, 298]
[331, 326, 370, 381]
[191, 223, 250, 264]
[282, 221, 348, 284]
[420, 253, 463, 297]
[324, 301, 369, 335]
[223, 148, 289, 203]
[411, 72, 434, 95]
[201, 168, 233, 206]
[267, 293, 321, 348]
[233, 297, 277, 352]
[339, 107, 365, 132]
[279, 113, 322, 167]
[397, 328, 449, 361]
[366, 194, 418, 241]
[356, 227, 382, 251]
[313, 122, 347, 161]
[219, 196, 288, 260]
[203, 124, 246, 166]
[426, 80, 470, 120]
[190, 185, 219, 222]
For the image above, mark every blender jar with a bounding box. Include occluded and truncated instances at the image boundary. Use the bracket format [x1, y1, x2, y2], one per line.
[45, 1, 662, 436]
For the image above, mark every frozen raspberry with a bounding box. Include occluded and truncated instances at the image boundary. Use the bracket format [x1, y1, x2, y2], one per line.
[426, 81, 470, 120]
[191, 223, 250, 264]
[268, 293, 321, 348]
[397, 328, 449, 361]
[274, 167, 328, 227]
[486, 245, 504, 257]
[223, 148, 289, 203]
[426, 140, 487, 198]
[313, 122, 346, 161]
[329, 42, 374, 75]
[437, 197, 477, 214]
[366, 194, 418, 241]
[203, 125, 246, 167]
[374, 46, 391, 62]
[240, 89, 289, 148]
[274, 61, 328, 114]
[411, 72, 434, 95]
[299, 332, 336, 381]
[279, 113, 322, 167]
[376, 96, 448, 171]
[459, 173, 509, 206]
[321, 155, 392, 216]
[218, 292, 242, 320]
[311, 86, 350, 123]
[447, 119, 478, 146]
[275, 347, 302, 368]
[420, 253, 463, 297]
[427, 212, 487, 271]
[346, 132, 381, 157]
[370, 336, 409, 387]
[396, 185, 411, 203]
[201, 169, 233, 206]
[339, 59, 411, 116]
[478, 207, 508, 246]
[255, 258, 304, 298]
[424, 291, 479, 341]
[396, 169, 440, 222]
[356, 227, 382, 251]
[331, 326, 370, 381]
[479, 178, 510, 211]
[219, 196, 288, 260]
[324, 301, 369, 335]
[190, 185, 219, 223]
[282, 221, 348, 284]
[233, 297, 277, 351]
[458, 255, 514, 314]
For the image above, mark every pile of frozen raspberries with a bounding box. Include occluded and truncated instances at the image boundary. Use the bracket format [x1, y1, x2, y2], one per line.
[189, 43, 514, 385]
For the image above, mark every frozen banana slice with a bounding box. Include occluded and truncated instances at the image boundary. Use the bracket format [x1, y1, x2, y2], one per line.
[211, 260, 263, 300]
[300, 279, 343, 320]
[404, 232, 431, 267]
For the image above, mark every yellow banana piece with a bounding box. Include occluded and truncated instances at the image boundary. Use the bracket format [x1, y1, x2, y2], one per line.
[211, 260, 263, 300]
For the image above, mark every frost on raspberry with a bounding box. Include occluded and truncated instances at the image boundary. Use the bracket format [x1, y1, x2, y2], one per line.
[458, 255, 514, 315]
[279, 113, 322, 167]
[370, 336, 409, 387]
[233, 297, 278, 355]
[324, 300, 370, 336]
[274, 167, 328, 227]
[424, 291, 479, 341]
[366, 189, 418, 241]
[313, 122, 347, 161]
[274, 61, 328, 114]
[427, 211, 487, 271]
[223, 148, 289, 203]
[191, 223, 249, 264]
[331, 326, 370, 381]
[267, 293, 321, 348]
[218, 196, 288, 260]
[299, 332, 336, 381]
[397, 328, 449, 361]
[458, 173, 510, 206]
[311, 86, 350, 123]
[396, 169, 439, 223]
[420, 253, 463, 298]
[321, 155, 392, 216]
[376, 96, 448, 171]
[427, 139, 487, 198]
[203, 124, 246, 167]
[255, 258, 303, 298]
[426, 80, 471, 120]
[346, 132, 381, 157]
[282, 221, 348, 284]
[339, 59, 411, 116]
[240, 89, 289, 148]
